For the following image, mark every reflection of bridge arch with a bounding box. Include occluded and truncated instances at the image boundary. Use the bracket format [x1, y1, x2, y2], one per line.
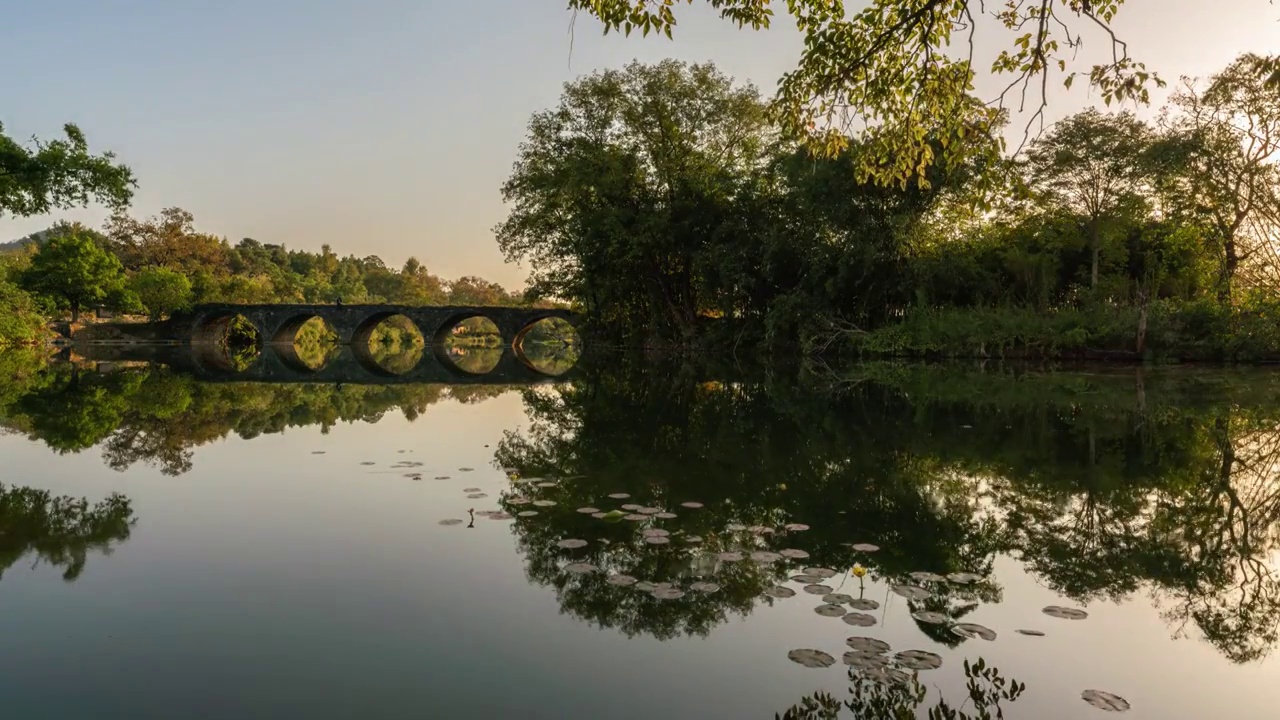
[160, 344, 581, 385]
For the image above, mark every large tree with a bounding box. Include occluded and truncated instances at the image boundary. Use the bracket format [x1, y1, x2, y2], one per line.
[19, 232, 127, 322]
[496, 59, 773, 341]
[0, 123, 134, 217]
[566, 0, 1162, 189]
[1156, 53, 1280, 299]
[104, 206, 229, 274]
[1024, 109, 1153, 289]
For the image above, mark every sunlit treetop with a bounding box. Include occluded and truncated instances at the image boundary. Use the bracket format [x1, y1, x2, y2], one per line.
[566, 0, 1163, 190]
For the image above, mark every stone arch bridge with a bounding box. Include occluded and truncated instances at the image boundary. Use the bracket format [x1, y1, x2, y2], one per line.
[170, 303, 579, 349]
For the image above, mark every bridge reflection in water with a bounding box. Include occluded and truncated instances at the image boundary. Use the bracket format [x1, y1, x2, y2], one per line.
[74, 342, 581, 385]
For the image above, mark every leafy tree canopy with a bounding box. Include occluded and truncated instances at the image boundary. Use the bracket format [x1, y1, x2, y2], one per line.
[567, 0, 1162, 189]
[0, 122, 135, 218]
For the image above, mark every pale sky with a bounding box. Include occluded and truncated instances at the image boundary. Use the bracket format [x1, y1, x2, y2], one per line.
[2, 0, 1275, 289]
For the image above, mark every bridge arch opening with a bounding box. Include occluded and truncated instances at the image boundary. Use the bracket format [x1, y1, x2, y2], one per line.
[435, 344, 505, 376]
[352, 313, 424, 375]
[512, 317, 581, 376]
[191, 313, 262, 373]
[271, 316, 339, 372]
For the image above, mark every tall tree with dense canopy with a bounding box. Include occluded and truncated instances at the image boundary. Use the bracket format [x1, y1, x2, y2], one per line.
[565, 0, 1160, 188]
[496, 59, 773, 341]
[1024, 109, 1153, 288]
[19, 233, 127, 322]
[0, 123, 135, 217]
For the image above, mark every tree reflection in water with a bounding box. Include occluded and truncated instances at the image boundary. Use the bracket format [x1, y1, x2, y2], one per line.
[493, 359, 1280, 668]
[5, 351, 1280, 668]
[0, 483, 135, 582]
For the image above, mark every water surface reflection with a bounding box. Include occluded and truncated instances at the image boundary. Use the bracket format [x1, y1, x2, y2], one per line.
[1, 351, 1279, 718]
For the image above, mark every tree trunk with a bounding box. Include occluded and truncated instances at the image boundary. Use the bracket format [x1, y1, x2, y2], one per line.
[1090, 224, 1101, 290]
[70, 300, 80, 324]
[1218, 237, 1238, 303]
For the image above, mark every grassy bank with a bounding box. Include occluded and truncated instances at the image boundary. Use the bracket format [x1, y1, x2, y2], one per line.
[835, 299, 1280, 363]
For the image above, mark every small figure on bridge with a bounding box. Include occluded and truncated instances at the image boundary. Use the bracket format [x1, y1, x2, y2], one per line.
[335, 296, 343, 307]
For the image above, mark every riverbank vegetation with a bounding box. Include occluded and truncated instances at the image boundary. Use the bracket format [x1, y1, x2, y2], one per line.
[497, 52, 1280, 358]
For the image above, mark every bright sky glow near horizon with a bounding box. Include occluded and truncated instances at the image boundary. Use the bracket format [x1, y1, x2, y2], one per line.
[2, 0, 1276, 289]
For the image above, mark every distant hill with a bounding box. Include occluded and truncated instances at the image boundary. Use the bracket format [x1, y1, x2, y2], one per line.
[0, 231, 51, 254]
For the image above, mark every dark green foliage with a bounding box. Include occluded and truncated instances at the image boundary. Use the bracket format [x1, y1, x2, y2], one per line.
[0, 483, 135, 582]
[0, 122, 134, 218]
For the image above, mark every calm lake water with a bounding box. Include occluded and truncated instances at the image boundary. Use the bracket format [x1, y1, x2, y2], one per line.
[2, 346, 1279, 719]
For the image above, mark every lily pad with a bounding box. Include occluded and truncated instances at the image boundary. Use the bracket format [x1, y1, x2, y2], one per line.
[600, 510, 626, 520]
[909, 571, 947, 583]
[438, 519, 464, 526]
[360, 462, 376, 466]
[911, 611, 950, 625]
[623, 513, 649, 522]
[803, 584, 833, 595]
[684, 535, 703, 543]
[748, 525, 773, 534]
[557, 539, 588, 549]
[726, 523, 746, 532]
[779, 549, 810, 559]
[633, 581, 657, 592]
[947, 572, 983, 584]
[637, 507, 661, 515]
[851, 543, 880, 552]
[680, 502, 704, 509]
[621, 504, 644, 511]
[607, 574, 638, 586]
[764, 586, 796, 599]
[466, 493, 488, 499]
[849, 598, 881, 611]
[474, 510, 497, 517]
[434, 476, 451, 480]
[642, 528, 671, 538]
[607, 493, 630, 499]
[890, 585, 930, 601]
[804, 567, 837, 579]
[463, 487, 482, 492]
[576, 507, 600, 514]
[1081, 690, 1130, 712]
[884, 668, 913, 686]
[591, 512, 608, 519]
[488, 512, 514, 520]
[784, 523, 810, 532]
[895, 650, 943, 671]
[951, 623, 998, 641]
[822, 593, 855, 605]
[845, 637, 891, 653]
[644, 536, 671, 545]
[532, 500, 557, 507]
[1043, 606, 1089, 620]
[844, 651, 891, 670]
[1016, 629, 1046, 637]
[535, 482, 557, 488]
[651, 587, 685, 600]
[507, 497, 532, 505]
[690, 581, 721, 594]
[842, 612, 877, 627]
[790, 574, 821, 584]
[815, 604, 846, 617]
[517, 510, 539, 517]
[750, 551, 782, 563]
[565, 562, 597, 574]
[716, 551, 744, 562]
[459, 467, 475, 472]
[787, 649, 836, 669]
[655, 512, 679, 519]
